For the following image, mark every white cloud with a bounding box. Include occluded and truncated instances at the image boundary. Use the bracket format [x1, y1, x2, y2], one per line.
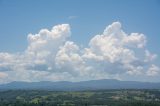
[88, 22, 138, 64]
[25, 24, 71, 71]
[0, 72, 8, 78]
[0, 22, 159, 83]
[144, 50, 157, 62]
[123, 33, 146, 48]
[55, 41, 83, 76]
[27, 24, 70, 58]
[146, 64, 160, 76]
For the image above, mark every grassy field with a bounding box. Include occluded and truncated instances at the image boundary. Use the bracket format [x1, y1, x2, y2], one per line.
[0, 89, 160, 106]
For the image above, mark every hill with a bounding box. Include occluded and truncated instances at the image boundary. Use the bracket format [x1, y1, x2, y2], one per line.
[0, 79, 160, 90]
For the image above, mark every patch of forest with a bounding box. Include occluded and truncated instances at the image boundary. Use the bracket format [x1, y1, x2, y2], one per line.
[0, 89, 160, 106]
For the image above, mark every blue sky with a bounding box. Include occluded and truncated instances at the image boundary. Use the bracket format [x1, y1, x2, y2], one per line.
[0, 0, 160, 83]
[0, 0, 160, 53]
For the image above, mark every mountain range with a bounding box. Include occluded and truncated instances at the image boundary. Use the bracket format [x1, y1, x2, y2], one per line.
[0, 79, 160, 91]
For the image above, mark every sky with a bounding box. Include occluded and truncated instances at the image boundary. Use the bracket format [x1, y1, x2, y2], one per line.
[0, 0, 160, 83]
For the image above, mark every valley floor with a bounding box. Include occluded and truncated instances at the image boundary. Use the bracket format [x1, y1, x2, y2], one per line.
[0, 89, 160, 106]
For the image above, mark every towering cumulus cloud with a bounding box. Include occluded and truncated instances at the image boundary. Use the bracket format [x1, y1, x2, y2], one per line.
[0, 22, 159, 83]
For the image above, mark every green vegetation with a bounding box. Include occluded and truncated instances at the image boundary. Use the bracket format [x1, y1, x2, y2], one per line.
[0, 89, 160, 106]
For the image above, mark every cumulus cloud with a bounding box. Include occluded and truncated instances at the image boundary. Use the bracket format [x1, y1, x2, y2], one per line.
[0, 22, 159, 83]
[83, 22, 150, 76]
[146, 64, 160, 76]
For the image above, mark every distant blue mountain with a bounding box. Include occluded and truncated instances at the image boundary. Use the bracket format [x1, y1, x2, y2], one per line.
[0, 79, 160, 91]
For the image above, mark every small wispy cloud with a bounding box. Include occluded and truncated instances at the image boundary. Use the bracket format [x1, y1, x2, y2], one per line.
[68, 16, 78, 20]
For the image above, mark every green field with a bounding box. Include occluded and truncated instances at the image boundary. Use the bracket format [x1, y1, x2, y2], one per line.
[0, 89, 160, 106]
